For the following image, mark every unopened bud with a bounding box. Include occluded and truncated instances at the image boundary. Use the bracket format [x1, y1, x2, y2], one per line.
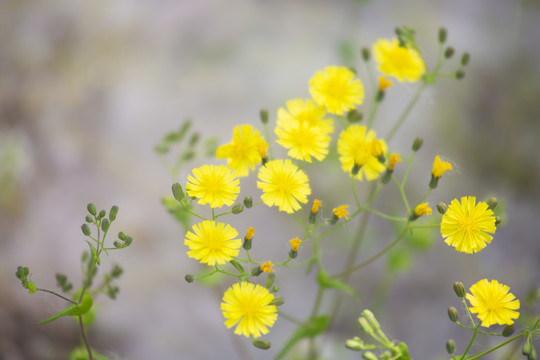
[101, 218, 110, 232]
[446, 339, 456, 354]
[85, 215, 93, 223]
[113, 240, 123, 248]
[348, 109, 363, 123]
[358, 317, 374, 335]
[523, 340, 532, 355]
[361, 47, 370, 62]
[118, 232, 127, 240]
[232, 204, 244, 214]
[381, 170, 392, 184]
[98, 210, 106, 220]
[124, 236, 133, 246]
[351, 163, 362, 176]
[109, 206, 119, 221]
[362, 351, 379, 360]
[487, 197, 498, 210]
[185, 274, 194, 283]
[81, 224, 91, 236]
[188, 132, 200, 147]
[345, 337, 364, 351]
[361, 309, 380, 331]
[87, 203, 97, 216]
[438, 28, 447, 43]
[260, 109, 269, 124]
[453, 282, 466, 298]
[270, 296, 285, 306]
[243, 196, 253, 208]
[444, 47, 455, 58]
[251, 266, 263, 277]
[172, 183, 184, 202]
[252, 339, 271, 350]
[461, 52, 470, 66]
[437, 202, 447, 214]
[502, 324, 514, 337]
[412, 137, 423, 152]
[530, 345, 537, 360]
[448, 306, 459, 322]
[455, 70, 465, 79]
[495, 216, 502, 226]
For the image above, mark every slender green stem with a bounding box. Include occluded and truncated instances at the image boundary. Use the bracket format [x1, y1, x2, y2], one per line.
[460, 324, 479, 360]
[466, 332, 527, 360]
[263, 122, 274, 159]
[385, 82, 426, 142]
[352, 176, 361, 207]
[278, 311, 303, 325]
[194, 270, 218, 281]
[455, 321, 504, 336]
[78, 315, 94, 360]
[310, 287, 325, 318]
[36, 288, 77, 305]
[363, 207, 407, 222]
[366, 98, 380, 130]
[333, 226, 409, 278]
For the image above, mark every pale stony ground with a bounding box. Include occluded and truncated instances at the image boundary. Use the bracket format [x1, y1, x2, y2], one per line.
[1, 1, 539, 359]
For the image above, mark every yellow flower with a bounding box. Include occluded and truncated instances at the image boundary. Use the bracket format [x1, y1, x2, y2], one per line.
[221, 282, 278, 338]
[289, 237, 302, 252]
[186, 164, 240, 208]
[216, 125, 268, 177]
[333, 205, 350, 220]
[277, 99, 333, 134]
[441, 196, 497, 254]
[432, 155, 453, 178]
[260, 261, 273, 273]
[257, 159, 311, 213]
[245, 226, 255, 241]
[466, 279, 520, 327]
[388, 153, 402, 171]
[275, 119, 330, 162]
[373, 38, 426, 82]
[378, 76, 393, 91]
[338, 125, 387, 181]
[414, 203, 432, 216]
[311, 199, 322, 214]
[309, 66, 364, 115]
[184, 221, 241, 265]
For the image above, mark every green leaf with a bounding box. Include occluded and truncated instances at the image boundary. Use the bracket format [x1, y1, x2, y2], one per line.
[69, 346, 109, 360]
[87, 241, 99, 266]
[317, 271, 360, 300]
[37, 293, 93, 325]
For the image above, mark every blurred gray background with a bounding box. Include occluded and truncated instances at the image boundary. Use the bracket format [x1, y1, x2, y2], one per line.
[1, 0, 539, 359]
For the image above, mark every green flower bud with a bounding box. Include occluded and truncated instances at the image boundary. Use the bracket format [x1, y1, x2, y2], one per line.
[118, 231, 127, 240]
[429, 175, 440, 189]
[56, 273, 67, 285]
[182, 150, 195, 161]
[269, 296, 285, 306]
[347, 109, 363, 123]
[185, 274, 194, 283]
[243, 196, 253, 208]
[101, 218, 110, 232]
[381, 170, 392, 185]
[444, 46, 455, 59]
[461, 52, 470, 66]
[351, 163, 362, 176]
[358, 317, 374, 335]
[495, 216, 502, 226]
[87, 203, 97, 216]
[439, 28, 447, 43]
[437, 202, 447, 214]
[111, 264, 123, 278]
[361, 309, 381, 332]
[252, 339, 271, 350]
[362, 351, 379, 360]
[345, 337, 364, 351]
[448, 306, 459, 322]
[376, 90, 385, 103]
[260, 108, 269, 124]
[265, 273, 276, 289]
[502, 324, 514, 337]
[124, 236, 133, 246]
[523, 340, 532, 355]
[81, 224, 91, 236]
[487, 196, 498, 210]
[529, 345, 537, 360]
[361, 47, 370, 62]
[412, 137, 423, 152]
[109, 206, 119, 221]
[172, 183, 184, 202]
[455, 70, 465, 79]
[85, 215, 93, 223]
[453, 282, 466, 298]
[98, 210, 106, 220]
[289, 250, 298, 259]
[446, 339, 456, 354]
[232, 204, 244, 214]
[271, 285, 280, 293]
[113, 240, 123, 248]
[251, 266, 263, 277]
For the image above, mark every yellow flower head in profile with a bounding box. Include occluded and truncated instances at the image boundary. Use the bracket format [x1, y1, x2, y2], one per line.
[388, 153, 402, 171]
[466, 279, 520, 327]
[290, 237, 302, 252]
[378, 76, 393, 92]
[432, 155, 453, 178]
[186, 164, 240, 208]
[333, 205, 350, 220]
[414, 203, 432, 217]
[338, 125, 387, 181]
[260, 261, 274, 273]
[373, 38, 426, 82]
[184, 221, 241, 265]
[440, 196, 497, 253]
[257, 159, 311, 213]
[216, 125, 268, 177]
[221, 282, 278, 338]
[309, 66, 364, 115]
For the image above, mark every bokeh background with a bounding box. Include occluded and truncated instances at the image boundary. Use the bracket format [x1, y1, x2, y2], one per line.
[1, 0, 539, 359]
